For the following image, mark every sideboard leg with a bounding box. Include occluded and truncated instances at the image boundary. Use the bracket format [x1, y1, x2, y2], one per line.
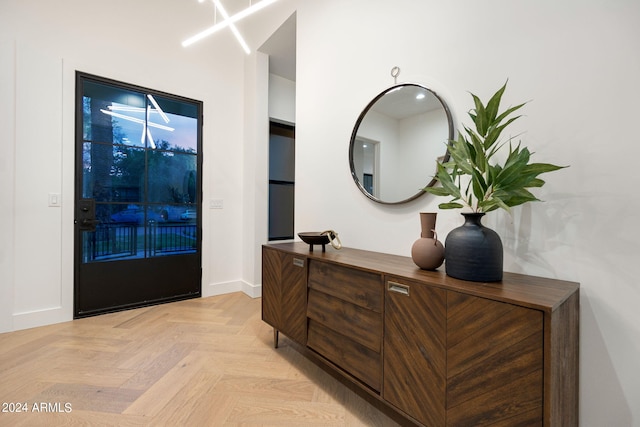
[273, 328, 279, 348]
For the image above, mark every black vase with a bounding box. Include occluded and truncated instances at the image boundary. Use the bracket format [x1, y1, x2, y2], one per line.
[444, 213, 503, 282]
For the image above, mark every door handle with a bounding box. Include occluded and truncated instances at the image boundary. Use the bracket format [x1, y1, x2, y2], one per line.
[76, 218, 100, 232]
[77, 198, 97, 231]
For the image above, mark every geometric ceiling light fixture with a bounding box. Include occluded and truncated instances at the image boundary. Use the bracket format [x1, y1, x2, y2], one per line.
[182, 0, 279, 53]
[212, 0, 251, 54]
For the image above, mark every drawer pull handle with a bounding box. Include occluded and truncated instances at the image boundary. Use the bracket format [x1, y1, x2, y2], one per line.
[293, 258, 305, 267]
[388, 282, 410, 296]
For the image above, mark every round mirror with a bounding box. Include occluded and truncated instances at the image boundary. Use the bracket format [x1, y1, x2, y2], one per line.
[349, 83, 454, 204]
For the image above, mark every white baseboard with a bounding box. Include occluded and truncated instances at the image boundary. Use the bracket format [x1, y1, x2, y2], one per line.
[12, 306, 71, 332]
[203, 280, 262, 299]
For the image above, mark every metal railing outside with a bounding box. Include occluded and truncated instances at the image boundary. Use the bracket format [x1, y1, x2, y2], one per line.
[149, 222, 197, 256]
[84, 222, 197, 262]
[83, 223, 137, 262]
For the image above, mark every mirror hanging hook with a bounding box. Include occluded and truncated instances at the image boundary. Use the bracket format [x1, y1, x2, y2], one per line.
[391, 66, 401, 84]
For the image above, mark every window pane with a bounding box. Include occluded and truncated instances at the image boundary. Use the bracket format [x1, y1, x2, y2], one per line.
[83, 81, 145, 146]
[82, 143, 144, 202]
[149, 113, 198, 153]
[148, 151, 197, 204]
[83, 203, 147, 262]
[147, 94, 199, 153]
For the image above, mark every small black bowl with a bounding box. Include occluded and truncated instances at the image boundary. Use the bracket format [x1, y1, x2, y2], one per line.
[298, 232, 330, 252]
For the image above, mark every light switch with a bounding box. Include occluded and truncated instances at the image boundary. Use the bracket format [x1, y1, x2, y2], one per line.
[48, 193, 61, 207]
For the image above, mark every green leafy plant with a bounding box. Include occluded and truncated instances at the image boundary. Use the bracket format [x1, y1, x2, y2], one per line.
[424, 82, 567, 213]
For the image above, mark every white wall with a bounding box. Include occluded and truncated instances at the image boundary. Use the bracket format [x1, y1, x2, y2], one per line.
[241, 50, 270, 293]
[269, 73, 296, 124]
[12, 41, 64, 328]
[0, 39, 16, 333]
[294, 0, 640, 425]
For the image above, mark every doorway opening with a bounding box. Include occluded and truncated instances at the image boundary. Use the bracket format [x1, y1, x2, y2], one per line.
[268, 121, 295, 241]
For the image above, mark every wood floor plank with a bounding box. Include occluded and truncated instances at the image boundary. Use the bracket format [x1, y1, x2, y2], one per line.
[211, 374, 318, 402]
[0, 292, 399, 426]
[122, 351, 208, 417]
[225, 397, 348, 426]
[119, 342, 198, 390]
[33, 383, 143, 414]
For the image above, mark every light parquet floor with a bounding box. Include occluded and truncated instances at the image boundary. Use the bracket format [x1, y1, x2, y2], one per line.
[0, 292, 401, 426]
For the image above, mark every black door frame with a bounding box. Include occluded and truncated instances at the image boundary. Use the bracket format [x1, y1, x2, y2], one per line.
[74, 72, 203, 318]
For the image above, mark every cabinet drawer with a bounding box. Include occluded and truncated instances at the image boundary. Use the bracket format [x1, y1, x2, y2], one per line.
[307, 288, 381, 352]
[308, 261, 382, 312]
[308, 319, 381, 392]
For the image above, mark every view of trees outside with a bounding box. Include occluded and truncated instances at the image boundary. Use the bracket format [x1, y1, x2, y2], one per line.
[80, 81, 200, 262]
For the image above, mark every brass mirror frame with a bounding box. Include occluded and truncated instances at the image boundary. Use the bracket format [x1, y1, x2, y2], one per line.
[349, 83, 454, 205]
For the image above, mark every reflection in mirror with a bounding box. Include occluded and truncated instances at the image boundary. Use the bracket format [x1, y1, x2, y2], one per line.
[349, 84, 453, 204]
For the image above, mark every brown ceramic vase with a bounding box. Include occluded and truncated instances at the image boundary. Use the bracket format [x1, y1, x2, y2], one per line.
[411, 212, 445, 270]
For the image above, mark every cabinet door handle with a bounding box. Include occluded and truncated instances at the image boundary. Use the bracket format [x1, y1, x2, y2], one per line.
[388, 281, 410, 296]
[292, 258, 305, 267]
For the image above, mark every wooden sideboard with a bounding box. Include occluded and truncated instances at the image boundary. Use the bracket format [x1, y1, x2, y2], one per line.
[261, 242, 579, 426]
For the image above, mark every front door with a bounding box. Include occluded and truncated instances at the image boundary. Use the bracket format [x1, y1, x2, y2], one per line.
[74, 72, 203, 318]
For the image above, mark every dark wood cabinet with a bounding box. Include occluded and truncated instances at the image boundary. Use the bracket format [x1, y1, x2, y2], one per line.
[262, 243, 579, 426]
[261, 246, 307, 346]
